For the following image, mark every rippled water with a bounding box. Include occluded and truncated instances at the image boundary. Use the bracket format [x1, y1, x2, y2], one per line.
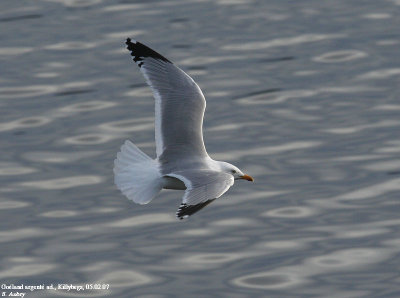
[1, 0, 400, 297]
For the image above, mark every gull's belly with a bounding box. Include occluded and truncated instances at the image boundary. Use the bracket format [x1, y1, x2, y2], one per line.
[162, 176, 186, 190]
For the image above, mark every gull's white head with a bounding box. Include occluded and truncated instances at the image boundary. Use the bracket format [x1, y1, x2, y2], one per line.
[218, 161, 254, 181]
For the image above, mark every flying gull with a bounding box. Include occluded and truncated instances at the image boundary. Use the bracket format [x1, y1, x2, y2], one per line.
[114, 38, 254, 219]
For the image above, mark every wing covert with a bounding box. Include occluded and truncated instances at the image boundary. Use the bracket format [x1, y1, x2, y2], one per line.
[126, 38, 208, 161]
[167, 170, 234, 219]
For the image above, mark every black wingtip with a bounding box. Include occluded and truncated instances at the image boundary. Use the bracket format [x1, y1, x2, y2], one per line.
[176, 199, 216, 220]
[125, 37, 135, 50]
[125, 37, 171, 67]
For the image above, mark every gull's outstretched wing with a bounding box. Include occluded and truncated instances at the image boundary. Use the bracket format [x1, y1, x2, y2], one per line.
[126, 38, 208, 162]
[167, 170, 234, 219]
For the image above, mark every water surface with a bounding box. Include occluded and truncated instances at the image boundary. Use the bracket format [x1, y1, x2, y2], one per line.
[1, 0, 400, 297]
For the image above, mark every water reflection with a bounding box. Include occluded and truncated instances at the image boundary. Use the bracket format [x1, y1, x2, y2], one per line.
[210, 217, 258, 227]
[212, 141, 321, 160]
[0, 14, 42, 22]
[323, 120, 400, 134]
[0, 85, 57, 99]
[103, 30, 145, 40]
[356, 68, 400, 80]
[374, 140, 400, 153]
[105, 213, 174, 228]
[97, 270, 156, 288]
[99, 118, 153, 133]
[232, 271, 306, 289]
[0, 263, 55, 279]
[0, 47, 34, 55]
[222, 34, 346, 50]
[44, 0, 102, 8]
[271, 108, 319, 121]
[337, 228, 389, 239]
[19, 175, 104, 190]
[44, 41, 97, 50]
[362, 13, 391, 19]
[306, 248, 393, 270]
[23, 150, 102, 163]
[164, 252, 247, 271]
[236, 85, 381, 105]
[40, 210, 80, 218]
[337, 177, 400, 200]
[254, 240, 307, 251]
[0, 163, 37, 175]
[179, 228, 214, 236]
[376, 39, 399, 46]
[262, 206, 317, 218]
[34, 72, 60, 78]
[232, 247, 395, 291]
[63, 133, 119, 145]
[373, 104, 400, 111]
[362, 160, 400, 171]
[0, 228, 48, 243]
[0, 116, 52, 132]
[0, 199, 31, 210]
[102, 4, 145, 12]
[313, 50, 367, 63]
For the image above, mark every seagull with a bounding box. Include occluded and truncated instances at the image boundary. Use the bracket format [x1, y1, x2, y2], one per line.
[114, 38, 254, 220]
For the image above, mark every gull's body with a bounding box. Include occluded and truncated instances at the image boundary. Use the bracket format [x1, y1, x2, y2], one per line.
[114, 38, 253, 219]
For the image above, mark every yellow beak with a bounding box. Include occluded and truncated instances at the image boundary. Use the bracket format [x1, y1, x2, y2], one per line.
[240, 174, 254, 182]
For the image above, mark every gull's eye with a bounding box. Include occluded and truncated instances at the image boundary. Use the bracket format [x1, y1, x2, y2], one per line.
[231, 169, 237, 174]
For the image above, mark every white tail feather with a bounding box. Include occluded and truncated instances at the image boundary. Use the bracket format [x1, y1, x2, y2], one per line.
[114, 140, 162, 204]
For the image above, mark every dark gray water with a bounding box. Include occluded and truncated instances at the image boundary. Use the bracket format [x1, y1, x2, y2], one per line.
[1, 0, 400, 297]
